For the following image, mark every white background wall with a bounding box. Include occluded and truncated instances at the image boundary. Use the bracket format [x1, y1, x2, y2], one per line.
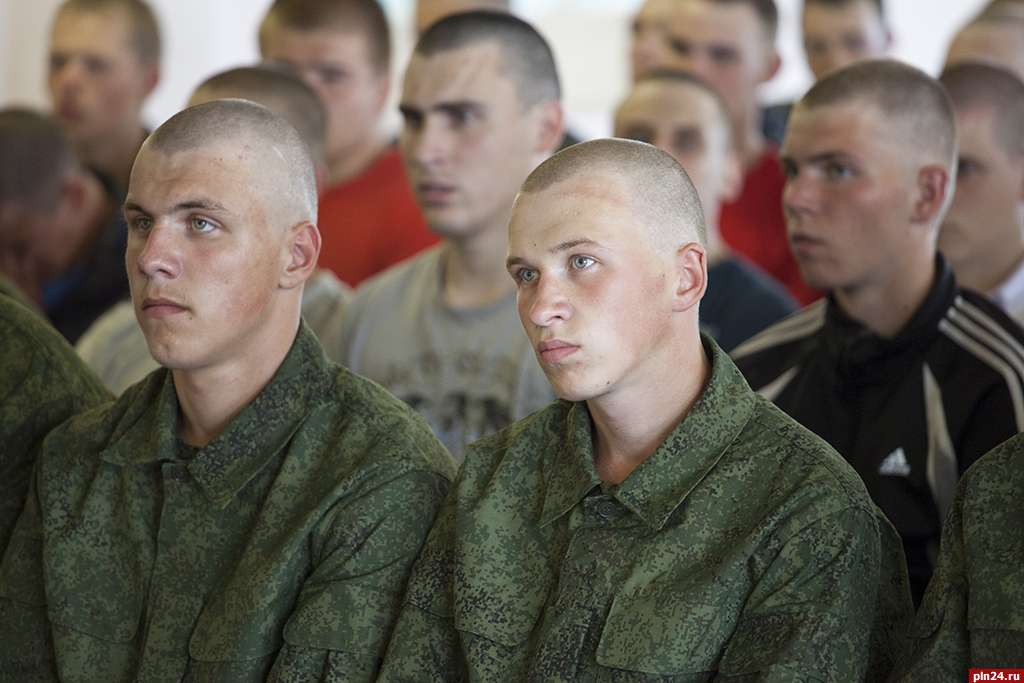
[0, 0, 989, 138]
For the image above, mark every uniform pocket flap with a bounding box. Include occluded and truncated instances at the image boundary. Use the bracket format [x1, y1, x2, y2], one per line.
[595, 591, 723, 674]
[453, 605, 538, 648]
[46, 596, 142, 643]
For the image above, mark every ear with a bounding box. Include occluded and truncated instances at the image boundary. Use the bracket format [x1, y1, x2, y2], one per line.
[142, 64, 160, 98]
[372, 69, 391, 114]
[280, 221, 320, 290]
[671, 241, 708, 313]
[911, 164, 951, 225]
[720, 148, 744, 203]
[760, 49, 782, 85]
[533, 100, 565, 156]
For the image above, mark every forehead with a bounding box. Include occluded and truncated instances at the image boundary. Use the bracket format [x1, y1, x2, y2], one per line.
[803, 1, 882, 29]
[671, 0, 768, 43]
[511, 171, 642, 243]
[51, 7, 136, 57]
[955, 105, 1001, 146]
[783, 101, 886, 155]
[618, 81, 722, 130]
[263, 26, 372, 64]
[128, 142, 268, 211]
[403, 42, 519, 106]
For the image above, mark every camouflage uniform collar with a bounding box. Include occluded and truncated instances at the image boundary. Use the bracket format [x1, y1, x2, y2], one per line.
[541, 335, 758, 531]
[100, 323, 334, 507]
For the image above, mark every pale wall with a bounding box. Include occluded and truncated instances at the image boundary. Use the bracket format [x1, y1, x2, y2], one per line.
[0, 0, 989, 139]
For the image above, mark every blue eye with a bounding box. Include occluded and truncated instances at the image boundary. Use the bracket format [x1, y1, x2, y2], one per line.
[824, 162, 853, 181]
[570, 255, 595, 270]
[515, 268, 538, 283]
[190, 217, 216, 234]
[130, 216, 153, 232]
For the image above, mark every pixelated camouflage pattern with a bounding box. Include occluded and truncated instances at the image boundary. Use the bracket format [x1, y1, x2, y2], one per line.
[0, 288, 110, 555]
[380, 336, 913, 682]
[894, 433, 1024, 679]
[0, 323, 455, 682]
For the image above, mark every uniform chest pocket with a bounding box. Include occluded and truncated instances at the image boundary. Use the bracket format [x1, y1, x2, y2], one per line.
[595, 591, 726, 680]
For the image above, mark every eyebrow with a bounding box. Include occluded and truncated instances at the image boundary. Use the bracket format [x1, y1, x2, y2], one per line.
[123, 198, 229, 215]
[400, 100, 487, 117]
[505, 238, 603, 270]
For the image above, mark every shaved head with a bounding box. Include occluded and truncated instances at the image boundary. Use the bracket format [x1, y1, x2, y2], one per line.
[140, 99, 318, 226]
[188, 65, 327, 167]
[519, 138, 706, 249]
[797, 59, 957, 171]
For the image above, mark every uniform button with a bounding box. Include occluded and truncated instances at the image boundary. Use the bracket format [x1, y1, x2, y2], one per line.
[596, 500, 618, 520]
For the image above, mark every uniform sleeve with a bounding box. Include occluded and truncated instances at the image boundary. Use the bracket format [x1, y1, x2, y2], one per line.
[376, 493, 465, 682]
[718, 507, 885, 682]
[0, 471, 59, 682]
[890, 492, 969, 682]
[266, 465, 450, 682]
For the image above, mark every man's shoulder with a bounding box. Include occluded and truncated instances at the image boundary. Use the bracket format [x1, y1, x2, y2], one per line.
[734, 395, 875, 514]
[456, 400, 571, 493]
[959, 433, 1024, 514]
[730, 302, 826, 382]
[0, 294, 109, 402]
[316, 360, 457, 480]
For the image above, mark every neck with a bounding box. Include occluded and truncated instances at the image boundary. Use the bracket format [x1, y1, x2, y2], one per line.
[732, 108, 767, 170]
[441, 220, 515, 309]
[326, 130, 389, 187]
[75, 124, 146, 193]
[173, 316, 300, 448]
[834, 252, 936, 338]
[956, 231, 1024, 294]
[589, 330, 710, 485]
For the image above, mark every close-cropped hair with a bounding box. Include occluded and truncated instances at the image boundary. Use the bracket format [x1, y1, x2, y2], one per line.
[194, 64, 327, 165]
[803, 0, 884, 16]
[941, 62, 1024, 156]
[259, 0, 391, 73]
[978, 0, 1024, 20]
[415, 10, 561, 107]
[799, 59, 957, 167]
[706, 0, 779, 41]
[633, 68, 735, 144]
[56, 0, 162, 65]
[0, 108, 77, 209]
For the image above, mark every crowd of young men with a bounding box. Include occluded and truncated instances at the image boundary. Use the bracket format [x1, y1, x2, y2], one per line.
[1, 0, 1023, 679]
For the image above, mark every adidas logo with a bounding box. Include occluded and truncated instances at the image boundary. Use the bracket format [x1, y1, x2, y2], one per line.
[879, 447, 911, 477]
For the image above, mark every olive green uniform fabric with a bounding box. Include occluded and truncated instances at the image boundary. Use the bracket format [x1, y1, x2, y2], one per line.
[0, 323, 455, 682]
[379, 337, 913, 682]
[895, 433, 1024, 679]
[0, 288, 110, 556]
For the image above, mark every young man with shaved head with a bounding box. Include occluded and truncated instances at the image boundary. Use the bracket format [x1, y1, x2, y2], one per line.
[615, 70, 796, 350]
[802, 0, 891, 81]
[939, 62, 1024, 326]
[630, 0, 818, 305]
[946, 2, 1024, 82]
[0, 109, 130, 343]
[414, 0, 509, 35]
[380, 138, 911, 680]
[329, 12, 562, 461]
[733, 60, 1024, 605]
[260, 0, 438, 286]
[0, 100, 454, 681]
[47, 0, 161, 193]
[76, 64, 353, 393]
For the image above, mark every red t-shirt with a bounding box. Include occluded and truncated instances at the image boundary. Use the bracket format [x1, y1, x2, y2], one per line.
[316, 146, 439, 287]
[720, 147, 820, 306]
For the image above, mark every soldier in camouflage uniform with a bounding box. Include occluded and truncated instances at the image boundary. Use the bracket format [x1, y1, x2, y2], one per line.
[0, 100, 455, 681]
[0, 281, 110, 555]
[379, 139, 913, 682]
[895, 433, 1024, 677]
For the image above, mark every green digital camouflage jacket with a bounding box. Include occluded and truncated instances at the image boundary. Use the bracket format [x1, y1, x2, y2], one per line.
[0, 288, 110, 555]
[0, 323, 455, 682]
[379, 337, 913, 682]
[895, 433, 1024, 679]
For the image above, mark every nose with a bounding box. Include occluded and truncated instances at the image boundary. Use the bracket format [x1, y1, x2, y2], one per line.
[782, 170, 819, 221]
[525, 274, 572, 329]
[51, 58, 84, 95]
[130, 222, 182, 281]
[405, 116, 451, 171]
